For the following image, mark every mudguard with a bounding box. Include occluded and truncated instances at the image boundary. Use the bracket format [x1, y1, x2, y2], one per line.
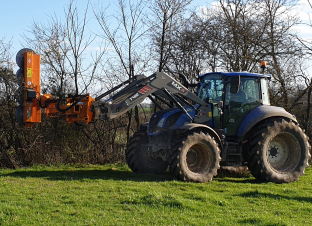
[178, 123, 222, 148]
[237, 105, 297, 137]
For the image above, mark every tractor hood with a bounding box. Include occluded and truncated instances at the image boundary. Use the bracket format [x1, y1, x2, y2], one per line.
[148, 106, 197, 135]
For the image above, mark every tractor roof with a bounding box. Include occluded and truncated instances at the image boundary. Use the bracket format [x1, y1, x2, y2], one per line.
[199, 71, 271, 78]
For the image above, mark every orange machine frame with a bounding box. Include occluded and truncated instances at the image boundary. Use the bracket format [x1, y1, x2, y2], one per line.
[23, 51, 41, 127]
[21, 50, 95, 127]
[41, 94, 95, 125]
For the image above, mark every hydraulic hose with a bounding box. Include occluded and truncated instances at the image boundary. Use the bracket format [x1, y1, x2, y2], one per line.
[55, 94, 88, 113]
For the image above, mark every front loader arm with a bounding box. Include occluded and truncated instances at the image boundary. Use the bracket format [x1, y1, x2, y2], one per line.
[93, 72, 207, 120]
[16, 49, 209, 127]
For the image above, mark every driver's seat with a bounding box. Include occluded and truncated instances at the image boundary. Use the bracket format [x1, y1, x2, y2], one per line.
[229, 90, 248, 110]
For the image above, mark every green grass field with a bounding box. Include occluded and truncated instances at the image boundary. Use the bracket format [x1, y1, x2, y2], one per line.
[0, 164, 311, 225]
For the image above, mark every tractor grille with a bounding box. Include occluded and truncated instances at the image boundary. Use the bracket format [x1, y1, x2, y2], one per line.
[164, 112, 183, 129]
[149, 108, 177, 133]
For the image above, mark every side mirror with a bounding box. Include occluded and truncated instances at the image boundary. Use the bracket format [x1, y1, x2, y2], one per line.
[230, 75, 240, 94]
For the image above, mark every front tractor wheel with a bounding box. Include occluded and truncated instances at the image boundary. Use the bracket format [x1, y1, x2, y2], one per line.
[247, 119, 311, 183]
[170, 132, 221, 183]
[125, 129, 168, 174]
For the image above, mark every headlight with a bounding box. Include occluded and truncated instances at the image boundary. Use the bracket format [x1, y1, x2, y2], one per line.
[157, 117, 165, 127]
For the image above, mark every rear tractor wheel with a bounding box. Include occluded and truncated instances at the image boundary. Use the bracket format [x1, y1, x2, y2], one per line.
[247, 119, 311, 183]
[125, 127, 168, 174]
[170, 131, 221, 183]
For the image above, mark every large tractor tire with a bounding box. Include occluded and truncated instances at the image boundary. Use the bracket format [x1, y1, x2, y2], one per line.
[125, 128, 168, 174]
[169, 131, 221, 183]
[247, 118, 311, 183]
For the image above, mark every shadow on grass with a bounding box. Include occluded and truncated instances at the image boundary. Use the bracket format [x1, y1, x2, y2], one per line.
[215, 177, 259, 184]
[215, 167, 259, 184]
[1, 165, 270, 184]
[3, 168, 261, 183]
[1, 169, 173, 182]
[238, 190, 312, 203]
[236, 218, 286, 226]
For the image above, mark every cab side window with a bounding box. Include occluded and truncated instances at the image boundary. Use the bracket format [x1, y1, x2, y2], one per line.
[225, 77, 260, 109]
[242, 79, 260, 102]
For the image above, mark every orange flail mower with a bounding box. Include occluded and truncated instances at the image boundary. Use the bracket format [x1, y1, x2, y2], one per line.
[15, 49, 95, 127]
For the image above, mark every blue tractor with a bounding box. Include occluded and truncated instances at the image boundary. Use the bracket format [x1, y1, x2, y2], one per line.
[102, 71, 311, 183]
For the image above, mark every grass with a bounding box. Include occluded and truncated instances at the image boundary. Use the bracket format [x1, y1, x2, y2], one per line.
[0, 164, 311, 225]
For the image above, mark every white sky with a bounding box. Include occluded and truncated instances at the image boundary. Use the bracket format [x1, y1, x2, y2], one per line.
[293, 0, 312, 37]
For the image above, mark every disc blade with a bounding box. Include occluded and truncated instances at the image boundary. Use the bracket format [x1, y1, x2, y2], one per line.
[16, 48, 36, 68]
[15, 105, 24, 125]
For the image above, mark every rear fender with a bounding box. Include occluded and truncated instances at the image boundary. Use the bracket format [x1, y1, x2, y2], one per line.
[238, 105, 297, 137]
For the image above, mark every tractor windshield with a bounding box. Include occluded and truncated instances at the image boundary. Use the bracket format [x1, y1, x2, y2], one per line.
[198, 74, 224, 104]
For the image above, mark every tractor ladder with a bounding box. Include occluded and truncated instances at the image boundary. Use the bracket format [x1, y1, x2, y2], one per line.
[224, 138, 242, 166]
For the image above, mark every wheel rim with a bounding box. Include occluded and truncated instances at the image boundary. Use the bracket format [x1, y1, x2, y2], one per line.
[186, 143, 211, 173]
[186, 149, 198, 167]
[267, 132, 300, 172]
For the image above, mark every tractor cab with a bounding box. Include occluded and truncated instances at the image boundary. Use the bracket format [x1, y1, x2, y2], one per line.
[198, 72, 271, 136]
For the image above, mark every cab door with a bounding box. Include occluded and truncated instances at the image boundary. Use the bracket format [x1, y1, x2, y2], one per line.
[223, 77, 261, 136]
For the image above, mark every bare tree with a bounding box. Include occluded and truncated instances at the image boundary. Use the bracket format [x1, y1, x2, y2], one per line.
[215, 0, 267, 71]
[148, 0, 193, 72]
[95, 0, 149, 143]
[0, 37, 17, 107]
[0, 37, 12, 68]
[0, 38, 25, 168]
[24, 0, 105, 97]
[288, 0, 312, 134]
[261, 0, 301, 109]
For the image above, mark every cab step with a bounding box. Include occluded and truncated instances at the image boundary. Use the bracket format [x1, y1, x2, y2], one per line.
[224, 138, 242, 166]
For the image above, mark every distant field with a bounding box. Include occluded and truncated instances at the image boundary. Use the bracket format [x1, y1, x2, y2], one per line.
[139, 107, 152, 113]
[0, 164, 311, 225]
